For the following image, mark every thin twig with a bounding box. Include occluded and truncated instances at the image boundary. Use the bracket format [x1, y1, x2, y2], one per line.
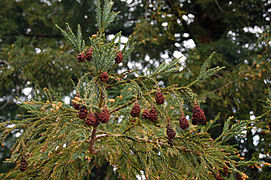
[261, 0, 271, 19]
[215, 0, 224, 13]
[95, 133, 201, 155]
[110, 99, 136, 114]
[0, 100, 14, 110]
[0, 60, 10, 67]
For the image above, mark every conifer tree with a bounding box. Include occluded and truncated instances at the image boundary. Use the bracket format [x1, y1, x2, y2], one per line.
[1, 0, 270, 179]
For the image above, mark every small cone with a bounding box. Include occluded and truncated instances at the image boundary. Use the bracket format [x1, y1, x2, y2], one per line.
[166, 125, 176, 145]
[115, 51, 123, 64]
[100, 72, 109, 82]
[85, 47, 93, 61]
[76, 53, 85, 62]
[148, 106, 158, 122]
[179, 116, 189, 130]
[155, 91, 164, 105]
[215, 173, 224, 180]
[100, 108, 110, 123]
[95, 108, 110, 123]
[130, 103, 141, 117]
[72, 94, 81, 110]
[236, 173, 242, 180]
[86, 112, 99, 126]
[192, 104, 206, 124]
[73, 103, 80, 110]
[79, 106, 88, 119]
[142, 108, 149, 119]
[223, 166, 229, 176]
[19, 157, 28, 172]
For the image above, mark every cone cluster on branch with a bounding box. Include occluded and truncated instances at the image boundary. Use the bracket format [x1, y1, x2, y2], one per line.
[76, 47, 93, 62]
[76, 48, 123, 65]
[76, 53, 85, 62]
[72, 95, 110, 126]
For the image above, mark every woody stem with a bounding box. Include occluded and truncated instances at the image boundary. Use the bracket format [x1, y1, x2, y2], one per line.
[89, 82, 104, 154]
[89, 126, 97, 154]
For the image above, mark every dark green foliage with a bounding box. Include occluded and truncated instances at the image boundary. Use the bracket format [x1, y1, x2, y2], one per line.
[0, 0, 271, 179]
[1, 1, 268, 179]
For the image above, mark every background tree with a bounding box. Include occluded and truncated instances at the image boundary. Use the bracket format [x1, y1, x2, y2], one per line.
[0, 0, 271, 179]
[1, 1, 269, 179]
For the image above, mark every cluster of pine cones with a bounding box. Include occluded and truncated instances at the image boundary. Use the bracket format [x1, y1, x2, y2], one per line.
[130, 90, 206, 125]
[77, 47, 94, 62]
[72, 96, 110, 127]
[76, 47, 123, 64]
[129, 90, 206, 145]
[77, 48, 123, 84]
[130, 90, 165, 122]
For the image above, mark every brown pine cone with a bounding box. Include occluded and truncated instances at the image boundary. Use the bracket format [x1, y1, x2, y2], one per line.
[73, 103, 80, 110]
[236, 173, 242, 180]
[179, 116, 189, 130]
[72, 94, 81, 110]
[19, 158, 28, 172]
[215, 173, 224, 180]
[155, 91, 164, 105]
[100, 72, 109, 82]
[223, 166, 229, 176]
[166, 126, 176, 139]
[166, 125, 176, 145]
[142, 108, 149, 119]
[192, 118, 197, 125]
[96, 108, 110, 123]
[101, 108, 110, 123]
[192, 105, 206, 124]
[130, 103, 141, 117]
[86, 112, 99, 126]
[115, 51, 123, 64]
[85, 47, 93, 61]
[76, 53, 85, 62]
[79, 106, 88, 119]
[149, 107, 158, 122]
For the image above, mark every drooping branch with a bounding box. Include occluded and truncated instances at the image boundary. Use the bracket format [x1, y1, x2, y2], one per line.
[95, 133, 202, 155]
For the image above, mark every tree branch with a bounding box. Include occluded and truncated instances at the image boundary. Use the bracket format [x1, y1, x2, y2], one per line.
[0, 60, 10, 67]
[95, 133, 201, 155]
[88, 126, 98, 154]
[261, 0, 271, 19]
[110, 99, 136, 114]
[215, 0, 224, 13]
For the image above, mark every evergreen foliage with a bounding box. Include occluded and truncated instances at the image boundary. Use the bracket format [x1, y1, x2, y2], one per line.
[1, 0, 270, 179]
